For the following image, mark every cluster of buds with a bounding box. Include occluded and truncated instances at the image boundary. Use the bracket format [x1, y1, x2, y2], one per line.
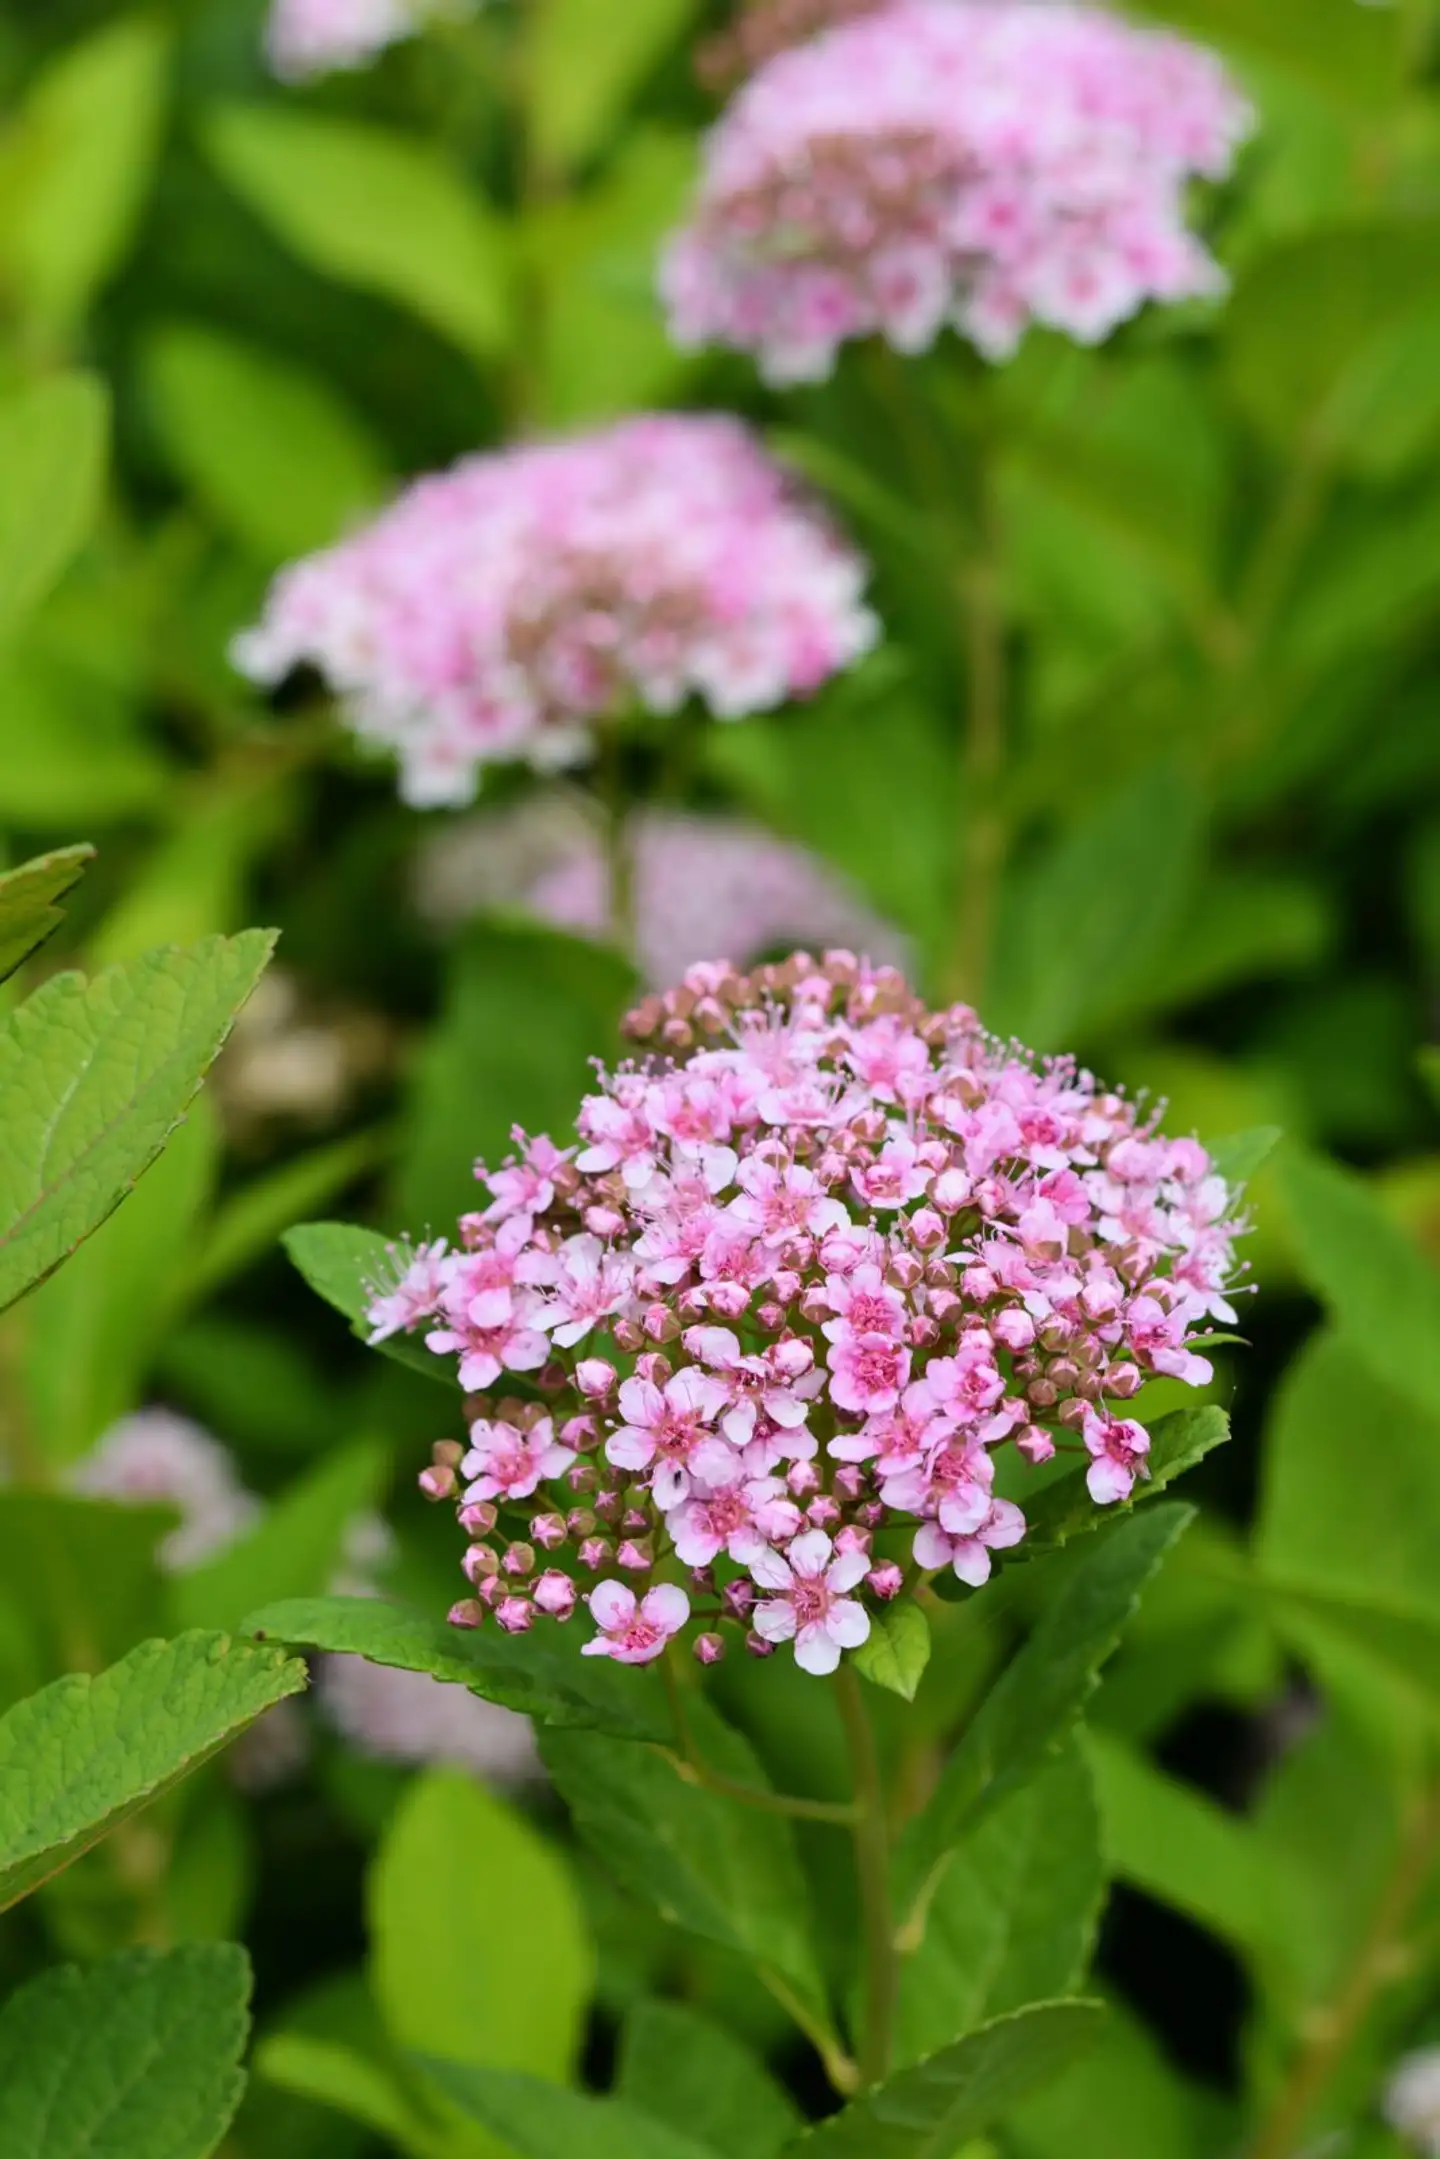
[665, 0, 1251, 382]
[380, 952, 1241, 1678]
[234, 414, 875, 808]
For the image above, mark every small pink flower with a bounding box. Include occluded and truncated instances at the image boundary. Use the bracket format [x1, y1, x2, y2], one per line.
[668, 1476, 802, 1568]
[576, 1092, 660, 1190]
[606, 1367, 734, 1506]
[526, 1232, 637, 1347]
[461, 1417, 576, 1504]
[1082, 1411, 1151, 1504]
[1125, 1293, 1212, 1387]
[583, 1580, 691, 1664]
[827, 1330, 911, 1416]
[366, 1239, 450, 1343]
[683, 1324, 819, 1445]
[749, 1528, 871, 1675]
[482, 1131, 574, 1223]
[851, 1131, 931, 1210]
[914, 1497, 1025, 1587]
[821, 1261, 907, 1343]
[729, 1155, 848, 1245]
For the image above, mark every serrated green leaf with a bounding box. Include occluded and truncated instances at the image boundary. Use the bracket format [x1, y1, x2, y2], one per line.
[284, 1220, 452, 1386]
[0, 929, 274, 1314]
[1006, 1998, 1234, 2159]
[1208, 1127, 1283, 1187]
[2, 18, 169, 337]
[854, 1603, 931, 1701]
[373, 1773, 593, 2111]
[0, 1943, 250, 2159]
[528, 0, 699, 172]
[893, 1743, 1104, 2066]
[205, 107, 511, 365]
[617, 1999, 802, 2159]
[418, 2061, 716, 2159]
[0, 375, 109, 645]
[243, 1593, 672, 1743]
[0, 845, 94, 982]
[895, 1507, 1193, 1934]
[1277, 1149, 1440, 1420]
[175, 1440, 388, 1635]
[0, 1630, 306, 1912]
[1006, 1408, 1230, 1565]
[540, 1700, 828, 2024]
[781, 2001, 1105, 2159]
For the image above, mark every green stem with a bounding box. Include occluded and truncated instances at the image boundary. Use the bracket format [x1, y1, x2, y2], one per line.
[661, 1650, 860, 1825]
[835, 1663, 898, 2088]
[599, 725, 638, 958]
[949, 525, 1007, 1007]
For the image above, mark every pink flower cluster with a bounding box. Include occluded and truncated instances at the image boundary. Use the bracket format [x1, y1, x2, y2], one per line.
[414, 795, 907, 988]
[664, 0, 1251, 381]
[233, 415, 876, 807]
[374, 952, 1240, 1677]
[265, 0, 478, 81]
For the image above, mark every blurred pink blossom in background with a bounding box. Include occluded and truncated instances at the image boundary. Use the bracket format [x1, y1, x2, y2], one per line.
[266, 0, 479, 80]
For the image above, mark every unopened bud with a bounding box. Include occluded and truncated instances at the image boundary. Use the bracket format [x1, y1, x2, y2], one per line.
[909, 1208, 946, 1250]
[502, 1541, 535, 1577]
[419, 1465, 455, 1502]
[643, 1302, 680, 1341]
[617, 1538, 653, 1573]
[835, 1523, 872, 1559]
[576, 1357, 616, 1399]
[537, 1359, 567, 1394]
[566, 1507, 597, 1538]
[1015, 1425, 1056, 1465]
[693, 1632, 727, 1666]
[857, 1500, 884, 1529]
[447, 1599, 484, 1630]
[462, 1544, 499, 1585]
[584, 1205, 626, 1237]
[578, 1536, 613, 1571]
[745, 1630, 775, 1658]
[433, 1439, 464, 1469]
[459, 1500, 497, 1535]
[496, 1596, 534, 1634]
[757, 1301, 787, 1331]
[531, 1511, 567, 1550]
[595, 1486, 625, 1521]
[833, 1464, 865, 1503]
[534, 1570, 577, 1618]
[867, 1562, 904, 1601]
[613, 1318, 645, 1353]
[635, 1351, 672, 1386]
[807, 1495, 841, 1529]
[787, 1460, 821, 1498]
[722, 1578, 756, 1620]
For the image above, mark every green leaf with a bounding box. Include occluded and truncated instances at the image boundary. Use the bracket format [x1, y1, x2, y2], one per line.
[243, 1593, 672, 1743]
[257, 2032, 454, 2159]
[854, 1603, 931, 1702]
[1083, 1730, 1278, 1961]
[985, 765, 1207, 1048]
[142, 321, 392, 563]
[372, 1772, 593, 2094]
[0, 375, 109, 645]
[893, 1743, 1104, 2066]
[1277, 1148, 1440, 1420]
[418, 2061, 718, 2159]
[528, 0, 699, 172]
[1, 18, 170, 336]
[1130, 0, 1397, 112]
[1208, 1127, 1283, 1187]
[0, 1630, 306, 1912]
[186, 1127, 389, 1310]
[617, 1999, 802, 2159]
[895, 1507, 1193, 1934]
[0, 1943, 250, 2159]
[0, 929, 274, 1314]
[1256, 1330, 1440, 1626]
[1006, 1998, 1234, 2159]
[205, 107, 512, 366]
[0, 1495, 171, 1700]
[540, 1699, 828, 2022]
[0, 844, 94, 982]
[283, 1219, 450, 1386]
[1005, 1407, 1230, 1565]
[781, 2001, 1105, 2159]
[1224, 226, 1440, 472]
[174, 1440, 388, 1635]
[400, 924, 636, 1233]
[22, 1103, 217, 1466]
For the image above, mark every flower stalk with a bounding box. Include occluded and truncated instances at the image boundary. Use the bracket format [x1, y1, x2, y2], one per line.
[835, 1661, 899, 2088]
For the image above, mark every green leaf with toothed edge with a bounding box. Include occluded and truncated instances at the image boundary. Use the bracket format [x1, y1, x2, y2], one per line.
[243, 1592, 672, 1743]
[0, 1943, 252, 2159]
[0, 844, 93, 982]
[894, 1505, 1194, 1933]
[854, 1601, 931, 1701]
[0, 929, 275, 1314]
[779, 2001, 1106, 2159]
[617, 1999, 803, 2159]
[284, 1220, 454, 1387]
[0, 1630, 307, 1913]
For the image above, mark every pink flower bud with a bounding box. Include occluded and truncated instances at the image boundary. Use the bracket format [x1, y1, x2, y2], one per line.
[643, 1302, 680, 1341]
[502, 1542, 535, 1577]
[635, 1352, 672, 1386]
[595, 1487, 624, 1521]
[462, 1544, 499, 1585]
[496, 1596, 534, 1634]
[909, 1208, 946, 1250]
[933, 1169, 973, 1214]
[531, 1511, 568, 1549]
[757, 1302, 787, 1331]
[579, 1536, 613, 1571]
[448, 1599, 484, 1630]
[993, 1307, 1036, 1352]
[694, 1632, 727, 1666]
[567, 1507, 597, 1537]
[613, 1318, 645, 1352]
[534, 1570, 577, 1618]
[835, 1523, 872, 1559]
[857, 1501, 884, 1529]
[708, 1281, 751, 1319]
[787, 1459, 821, 1498]
[459, 1500, 498, 1535]
[584, 1206, 626, 1237]
[807, 1495, 841, 1529]
[833, 1464, 865, 1503]
[1108, 1362, 1143, 1398]
[562, 1419, 599, 1453]
[745, 1630, 775, 1658]
[419, 1465, 455, 1501]
[622, 1507, 649, 1534]
[771, 1269, 802, 1304]
[433, 1439, 464, 1469]
[617, 1538, 653, 1573]
[722, 1579, 756, 1620]
[576, 1358, 617, 1399]
[868, 1562, 904, 1601]
[1015, 1424, 1056, 1465]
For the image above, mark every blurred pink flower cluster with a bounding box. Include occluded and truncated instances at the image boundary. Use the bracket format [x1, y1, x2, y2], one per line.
[665, 0, 1251, 381]
[266, 0, 477, 80]
[415, 796, 908, 987]
[377, 951, 1240, 1676]
[234, 415, 876, 807]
